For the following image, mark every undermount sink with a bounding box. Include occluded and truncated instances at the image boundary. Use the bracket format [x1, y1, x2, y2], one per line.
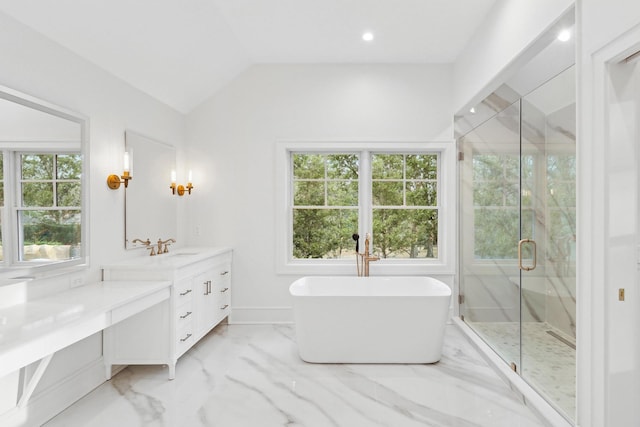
[172, 252, 199, 256]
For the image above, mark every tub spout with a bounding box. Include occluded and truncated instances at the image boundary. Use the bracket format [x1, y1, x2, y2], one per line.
[356, 232, 379, 276]
[364, 254, 380, 277]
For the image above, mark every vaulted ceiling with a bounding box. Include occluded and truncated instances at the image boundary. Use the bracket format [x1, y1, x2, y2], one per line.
[0, 0, 497, 113]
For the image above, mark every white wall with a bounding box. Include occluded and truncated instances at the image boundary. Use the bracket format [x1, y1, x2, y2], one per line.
[0, 11, 185, 426]
[578, 2, 640, 426]
[452, 0, 573, 114]
[186, 64, 453, 323]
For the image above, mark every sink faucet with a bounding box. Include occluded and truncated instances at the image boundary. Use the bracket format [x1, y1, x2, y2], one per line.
[356, 233, 379, 276]
[157, 238, 176, 254]
[132, 238, 156, 256]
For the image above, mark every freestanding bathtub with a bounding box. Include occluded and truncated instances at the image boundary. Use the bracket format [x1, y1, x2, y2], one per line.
[289, 276, 451, 364]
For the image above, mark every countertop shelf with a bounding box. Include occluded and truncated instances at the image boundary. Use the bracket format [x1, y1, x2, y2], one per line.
[0, 280, 171, 380]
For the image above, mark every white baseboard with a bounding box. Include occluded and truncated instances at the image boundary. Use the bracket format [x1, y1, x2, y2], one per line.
[0, 357, 106, 427]
[229, 306, 293, 324]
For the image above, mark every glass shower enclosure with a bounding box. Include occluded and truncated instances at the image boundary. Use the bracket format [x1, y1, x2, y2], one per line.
[458, 65, 576, 421]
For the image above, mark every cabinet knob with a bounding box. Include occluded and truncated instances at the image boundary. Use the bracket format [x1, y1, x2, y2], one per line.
[180, 311, 192, 319]
[220, 304, 229, 310]
[179, 289, 192, 296]
[221, 287, 229, 293]
[180, 333, 192, 342]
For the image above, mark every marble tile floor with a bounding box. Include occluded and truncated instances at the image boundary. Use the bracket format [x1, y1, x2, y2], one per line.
[468, 322, 575, 420]
[45, 324, 545, 427]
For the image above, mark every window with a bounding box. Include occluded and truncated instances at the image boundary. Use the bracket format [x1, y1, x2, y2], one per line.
[372, 154, 438, 259]
[472, 153, 534, 260]
[0, 150, 83, 269]
[292, 153, 359, 259]
[277, 141, 455, 275]
[17, 153, 82, 262]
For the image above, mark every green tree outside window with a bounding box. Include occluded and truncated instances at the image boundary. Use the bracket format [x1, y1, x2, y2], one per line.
[19, 153, 82, 261]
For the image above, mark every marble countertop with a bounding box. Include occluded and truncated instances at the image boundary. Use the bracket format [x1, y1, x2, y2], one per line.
[0, 280, 171, 378]
[101, 247, 232, 270]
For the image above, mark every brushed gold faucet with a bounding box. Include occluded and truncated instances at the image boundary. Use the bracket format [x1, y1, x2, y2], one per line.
[132, 238, 156, 256]
[356, 233, 379, 276]
[157, 238, 176, 254]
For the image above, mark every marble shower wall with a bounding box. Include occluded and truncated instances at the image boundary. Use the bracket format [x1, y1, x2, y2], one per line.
[540, 102, 576, 338]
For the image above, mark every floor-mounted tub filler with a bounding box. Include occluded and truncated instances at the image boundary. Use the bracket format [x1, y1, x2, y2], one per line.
[289, 276, 451, 363]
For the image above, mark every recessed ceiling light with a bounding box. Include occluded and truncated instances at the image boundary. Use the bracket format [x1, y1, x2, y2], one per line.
[362, 32, 374, 42]
[470, 107, 476, 114]
[557, 29, 571, 42]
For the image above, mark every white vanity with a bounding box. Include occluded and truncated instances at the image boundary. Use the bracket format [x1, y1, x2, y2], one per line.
[102, 247, 232, 379]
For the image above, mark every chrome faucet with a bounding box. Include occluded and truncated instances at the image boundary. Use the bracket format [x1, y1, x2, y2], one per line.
[356, 233, 380, 276]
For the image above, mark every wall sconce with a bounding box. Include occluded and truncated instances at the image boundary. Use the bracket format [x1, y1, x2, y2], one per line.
[170, 170, 194, 196]
[107, 152, 132, 190]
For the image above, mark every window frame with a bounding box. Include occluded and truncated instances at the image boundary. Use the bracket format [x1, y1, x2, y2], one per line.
[276, 140, 456, 276]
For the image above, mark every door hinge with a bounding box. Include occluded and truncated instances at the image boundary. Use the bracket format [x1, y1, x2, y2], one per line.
[458, 294, 465, 304]
[458, 151, 464, 161]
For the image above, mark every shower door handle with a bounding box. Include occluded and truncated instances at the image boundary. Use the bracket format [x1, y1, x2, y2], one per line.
[518, 239, 537, 271]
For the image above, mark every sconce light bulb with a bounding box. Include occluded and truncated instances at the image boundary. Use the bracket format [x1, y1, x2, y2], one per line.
[107, 152, 132, 190]
[171, 170, 176, 184]
[188, 170, 192, 184]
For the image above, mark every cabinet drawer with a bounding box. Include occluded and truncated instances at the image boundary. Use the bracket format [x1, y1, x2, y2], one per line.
[175, 280, 194, 302]
[213, 264, 231, 281]
[175, 301, 194, 326]
[218, 287, 230, 307]
[218, 305, 230, 319]
[218, 295, 230, 315]
[217, 281, 231, 297]
[176, 324, 195, 355]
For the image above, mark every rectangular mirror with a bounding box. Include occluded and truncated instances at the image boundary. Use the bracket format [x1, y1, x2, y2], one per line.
[0, 86, 87, 272]
[124, 130, 177, 250]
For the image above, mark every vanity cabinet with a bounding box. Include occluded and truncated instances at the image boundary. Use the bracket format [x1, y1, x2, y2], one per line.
[102, 247, 232, 379]
[194, 263, 231, 338]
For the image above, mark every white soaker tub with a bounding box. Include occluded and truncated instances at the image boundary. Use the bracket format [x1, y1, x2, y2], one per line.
[289, 276, 451, 364]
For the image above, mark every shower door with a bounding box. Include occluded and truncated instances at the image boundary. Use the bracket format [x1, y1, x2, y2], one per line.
[459, 101, 523, 371]
[459, 66, 576, 421]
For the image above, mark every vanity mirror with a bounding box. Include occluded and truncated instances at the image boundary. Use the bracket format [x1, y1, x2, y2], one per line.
[124, 130, 177, 250]
[0, 85, 87, 272]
